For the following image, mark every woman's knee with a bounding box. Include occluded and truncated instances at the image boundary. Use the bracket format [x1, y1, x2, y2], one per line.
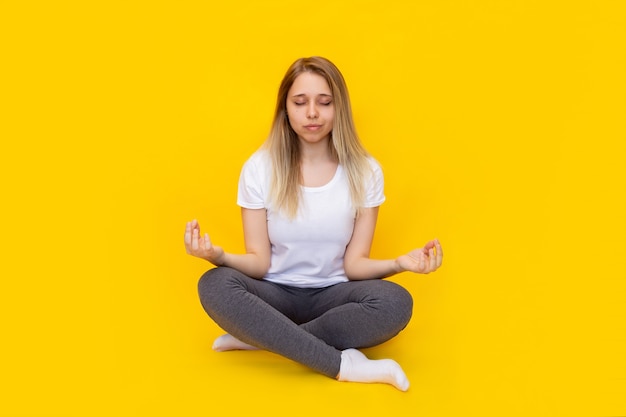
[198, 267, 218, 293]
[378, 281, 413, 327]
[198, 267, 239, 301]
[396, 285, 414, 325]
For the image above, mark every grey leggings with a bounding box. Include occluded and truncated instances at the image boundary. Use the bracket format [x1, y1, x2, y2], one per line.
[198, 267, 413, 378]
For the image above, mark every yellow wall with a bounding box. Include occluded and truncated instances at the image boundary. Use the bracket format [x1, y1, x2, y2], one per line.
[2, 1, 625, 416]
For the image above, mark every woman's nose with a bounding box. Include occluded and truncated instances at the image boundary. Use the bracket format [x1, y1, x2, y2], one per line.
[307, 103, 318, 119]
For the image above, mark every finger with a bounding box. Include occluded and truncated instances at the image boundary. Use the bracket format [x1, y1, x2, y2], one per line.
[423, 240, 436, 250]
[200, 233, 211, 252]
[429, 248, 436, 271]
[184, 222, 192, 245]
[198, 232, 206, 251]
[435, 239, 443, 267]
[191, 227, 199, 250]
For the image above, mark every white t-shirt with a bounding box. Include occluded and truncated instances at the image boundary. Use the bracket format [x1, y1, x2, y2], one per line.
[237, 150, 385, 288]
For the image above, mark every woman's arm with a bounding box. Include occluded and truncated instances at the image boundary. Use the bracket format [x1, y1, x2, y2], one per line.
[343, 207, 443, 280]
[184, 208, 271, 279]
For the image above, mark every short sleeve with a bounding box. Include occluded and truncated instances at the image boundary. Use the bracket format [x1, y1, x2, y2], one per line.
[364, 158, 386, 207]
[237, 153, 268, 209]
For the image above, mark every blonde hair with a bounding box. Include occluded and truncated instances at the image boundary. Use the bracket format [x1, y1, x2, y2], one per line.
[263, 56, 372, 219]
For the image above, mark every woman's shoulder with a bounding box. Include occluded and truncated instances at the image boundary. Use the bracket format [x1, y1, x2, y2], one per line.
[242, 148, 272, 171]
[365, 155, 384, 176]
[237, 148, 271, 205]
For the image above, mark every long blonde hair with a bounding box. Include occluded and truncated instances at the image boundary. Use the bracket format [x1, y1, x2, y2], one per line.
[263, 56, 372, 219]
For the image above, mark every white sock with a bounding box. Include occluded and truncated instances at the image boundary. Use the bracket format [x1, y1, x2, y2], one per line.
[337, 348, 410, 392]
[212, 334, 260, 352]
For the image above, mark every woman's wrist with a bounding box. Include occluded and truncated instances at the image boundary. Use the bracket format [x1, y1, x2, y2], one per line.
[210, 251, 227, 267]
[392, 258, 404, 274]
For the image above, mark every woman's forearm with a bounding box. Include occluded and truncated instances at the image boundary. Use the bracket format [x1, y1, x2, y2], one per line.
[344, 257, 404, 281]
[217, 252, 270, 279]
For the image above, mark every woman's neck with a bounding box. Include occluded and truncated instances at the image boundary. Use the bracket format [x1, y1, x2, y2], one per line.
[299, 137, 335, 164]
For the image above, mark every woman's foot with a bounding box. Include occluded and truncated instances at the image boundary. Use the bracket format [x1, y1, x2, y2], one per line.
[212, 334, 260, 352]
[337, 348, 410, 391]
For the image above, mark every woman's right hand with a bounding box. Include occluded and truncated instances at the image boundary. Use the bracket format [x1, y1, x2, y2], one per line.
[184, 219, 225, 265]
[395, 239, 443, 275]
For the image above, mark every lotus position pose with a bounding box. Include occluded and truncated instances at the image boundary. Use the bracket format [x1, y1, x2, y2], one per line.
[184, 56, 443, 391]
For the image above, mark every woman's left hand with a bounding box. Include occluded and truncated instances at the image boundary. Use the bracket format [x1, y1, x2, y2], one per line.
[396, 239, 443, 274]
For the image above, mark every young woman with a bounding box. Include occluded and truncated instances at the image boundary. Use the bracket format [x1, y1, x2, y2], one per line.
[184, 56, 443, 391]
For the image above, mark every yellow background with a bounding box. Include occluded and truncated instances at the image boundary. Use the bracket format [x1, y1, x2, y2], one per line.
[2, 1, 625, 416]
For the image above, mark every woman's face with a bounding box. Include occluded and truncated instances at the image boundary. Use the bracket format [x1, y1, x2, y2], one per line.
[285, 72, 335, 145]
